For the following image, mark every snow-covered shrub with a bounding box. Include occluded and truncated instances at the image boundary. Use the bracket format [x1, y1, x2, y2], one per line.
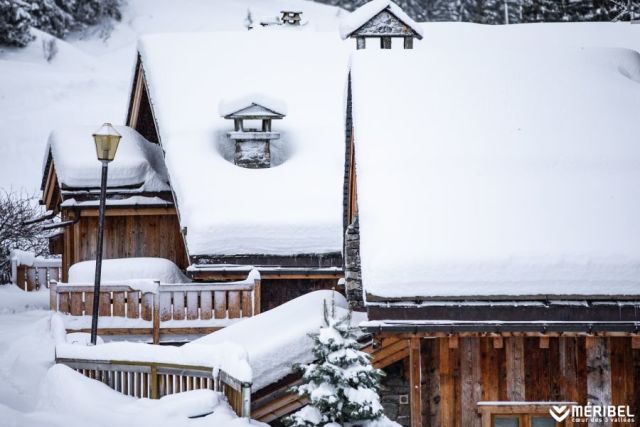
[0, 0, 121, 47]
[0, 191, 51, 283]
[285, 298, 395, 427]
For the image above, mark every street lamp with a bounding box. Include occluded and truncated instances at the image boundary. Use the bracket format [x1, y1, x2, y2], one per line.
[90, 123, 121, 345]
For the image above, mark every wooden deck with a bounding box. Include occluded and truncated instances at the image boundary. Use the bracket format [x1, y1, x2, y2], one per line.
[50, 274, 261, 343]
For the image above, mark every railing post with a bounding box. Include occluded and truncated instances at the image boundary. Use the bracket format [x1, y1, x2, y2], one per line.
[150, 365, 158, 399]
[253, 278, 261, 315]
[152, 283, 160, 345]
[241, 382, 252, 418]
[10, 257, 17, 285]
[49, 280, 58, 311]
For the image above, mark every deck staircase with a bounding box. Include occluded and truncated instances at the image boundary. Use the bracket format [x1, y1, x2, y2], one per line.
[251, 336, 410, 423]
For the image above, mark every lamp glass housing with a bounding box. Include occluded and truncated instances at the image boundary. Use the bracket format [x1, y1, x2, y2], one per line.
[93, 123, 121, 162]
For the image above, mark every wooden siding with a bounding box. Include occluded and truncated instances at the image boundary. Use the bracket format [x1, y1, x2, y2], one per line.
[409, 337, 639, 427]
[259, 278, 340, 312]
[62, 209, 187, 281]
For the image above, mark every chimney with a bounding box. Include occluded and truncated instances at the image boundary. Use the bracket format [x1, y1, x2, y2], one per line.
[280, 11, 302, 26]
[340, 1, 423, 50]
[220, 96, 286, 169]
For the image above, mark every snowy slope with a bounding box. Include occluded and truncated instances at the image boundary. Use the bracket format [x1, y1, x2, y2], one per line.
[351, 22, 640, 299]
[0, 0, 345, 194]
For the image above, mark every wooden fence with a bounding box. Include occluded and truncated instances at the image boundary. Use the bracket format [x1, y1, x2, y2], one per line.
[56, 357, 252, 418]
[50, 276, 261, 343]
[11, 258, 61, 291]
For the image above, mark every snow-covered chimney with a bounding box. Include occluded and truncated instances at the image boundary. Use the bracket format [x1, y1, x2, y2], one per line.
[339, 0, 423, 50]
[280, 11, 302, 26]
[220, 95, 287, 169]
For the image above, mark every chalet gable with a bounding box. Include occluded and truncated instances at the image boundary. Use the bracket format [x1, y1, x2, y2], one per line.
[340, 0, 423, 49]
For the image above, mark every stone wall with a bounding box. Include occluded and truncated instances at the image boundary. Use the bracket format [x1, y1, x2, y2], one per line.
[344, 215, 364, 309]
[380, 361, 411, 426]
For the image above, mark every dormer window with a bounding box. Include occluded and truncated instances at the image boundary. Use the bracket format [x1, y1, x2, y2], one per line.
[219, 95, 287, 169]
[340, 0, 423, 50]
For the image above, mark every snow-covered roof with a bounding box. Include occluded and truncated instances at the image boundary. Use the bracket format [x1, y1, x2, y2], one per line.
[219, 94, 287, 118]
[138, 31, 350, 257]
[350, 23, 640, 300]
[188, 290, 366, 391]
[45, 126, 170, 192]
[339, 0, 424, 40]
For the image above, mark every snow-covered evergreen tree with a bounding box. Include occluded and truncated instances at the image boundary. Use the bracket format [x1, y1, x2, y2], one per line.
[0, 0, 121, 47]
[285, 299, 394, 427]
[0, 0, 34, 46]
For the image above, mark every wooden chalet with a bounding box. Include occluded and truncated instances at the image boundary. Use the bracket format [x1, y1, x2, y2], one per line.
[343, 3, 640, 427]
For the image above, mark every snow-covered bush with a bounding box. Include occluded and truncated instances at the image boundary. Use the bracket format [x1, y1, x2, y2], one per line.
[0, 0, 121, 47]
[285, 298, 396, 427]
[0, 191, 50, 282]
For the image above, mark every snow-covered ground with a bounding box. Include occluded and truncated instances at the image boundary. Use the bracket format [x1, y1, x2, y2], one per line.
[0, 0, 344, 194]
[0, 284, 265, 427]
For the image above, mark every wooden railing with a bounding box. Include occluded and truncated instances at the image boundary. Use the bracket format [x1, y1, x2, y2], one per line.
[12, 258, 61, 291]
[50, 275, 261, 343]
[56, 357, 252, 418]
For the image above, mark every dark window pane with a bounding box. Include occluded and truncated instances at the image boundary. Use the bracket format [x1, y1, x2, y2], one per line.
[494, 416, 520, 427]
[532, 416, 556, 427]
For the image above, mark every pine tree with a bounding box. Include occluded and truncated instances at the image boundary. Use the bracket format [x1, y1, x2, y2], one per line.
[0, 0, 34, 46]
[284, 299, 391, 427]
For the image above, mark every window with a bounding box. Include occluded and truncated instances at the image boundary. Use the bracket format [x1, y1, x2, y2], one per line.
[477, 402, 575, 427]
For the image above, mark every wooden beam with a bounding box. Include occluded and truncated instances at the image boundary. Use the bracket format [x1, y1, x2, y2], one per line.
[79, 207, 176, 217]
[448, 335, 459, 349]
[493, 336, 504, 349]
[632, 336, 640, 349]
[505, 337, 525, 400]
[586, 336, 612, 421]
[409, 337, 422, 427]
[539, 336, 550, 349]
[460, 338, 482, 427]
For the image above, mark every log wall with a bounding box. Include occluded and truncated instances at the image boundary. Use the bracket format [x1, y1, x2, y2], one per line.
[383, 336, 640, 427]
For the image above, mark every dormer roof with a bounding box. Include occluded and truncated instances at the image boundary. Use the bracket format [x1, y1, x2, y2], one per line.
[339, 0, 424, 40]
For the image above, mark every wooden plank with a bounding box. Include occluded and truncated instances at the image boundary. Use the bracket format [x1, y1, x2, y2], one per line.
[254, 280, 261, 315]
[85, 292, 94, 315]
[241, 291, 253, 317]
[373, 348, 409, 369]
[632, 336, 640, 350]
[493, 336, 503, 349]
[26, 267, 37, 291]
[200, 291, 213, 320]
[505, 337, 525, 401]
[49, 281, 57, 310]
[460, 337, 481, 427]
[113, 292, 126, 317]
[480, 338, 499, 402]
[141, 293, 154, 321]
[586, 336, 612, 426]
[59, 292, 70, 313]
[172, 291, 185, 320]
[99, 292, 111, 316]
[70, 292, 83, 315]
[16, 266, 26, 290]
[228, 291, 241, 319]
[159, 292, 172, 321]
[439, 338, 454, 427]
[152, 292, 160, 345]
[127, 291, 140, 318]
[559, 337, 580, 403]
[186, 291, 199, 320]
[448, 336, 459, 349]
[49, 267, 60, 282]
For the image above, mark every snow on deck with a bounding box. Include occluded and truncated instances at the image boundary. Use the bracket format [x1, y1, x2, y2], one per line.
[188, 290, 366, 391]
[350, 22, 640, 299]
[68, 258, 190, 284]
[138, 31, 350, 256]
[45, 125, 170, 191]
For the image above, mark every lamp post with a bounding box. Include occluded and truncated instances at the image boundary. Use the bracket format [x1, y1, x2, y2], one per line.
[90, 123, 121, 345]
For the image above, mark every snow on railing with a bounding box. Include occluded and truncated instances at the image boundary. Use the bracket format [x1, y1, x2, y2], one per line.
[50, 269, 261, 343]
[55, 337, 253, 418]
[10, 250, 61, 291]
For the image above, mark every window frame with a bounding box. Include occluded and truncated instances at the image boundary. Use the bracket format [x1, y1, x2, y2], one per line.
[477, 402, 577, 427]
